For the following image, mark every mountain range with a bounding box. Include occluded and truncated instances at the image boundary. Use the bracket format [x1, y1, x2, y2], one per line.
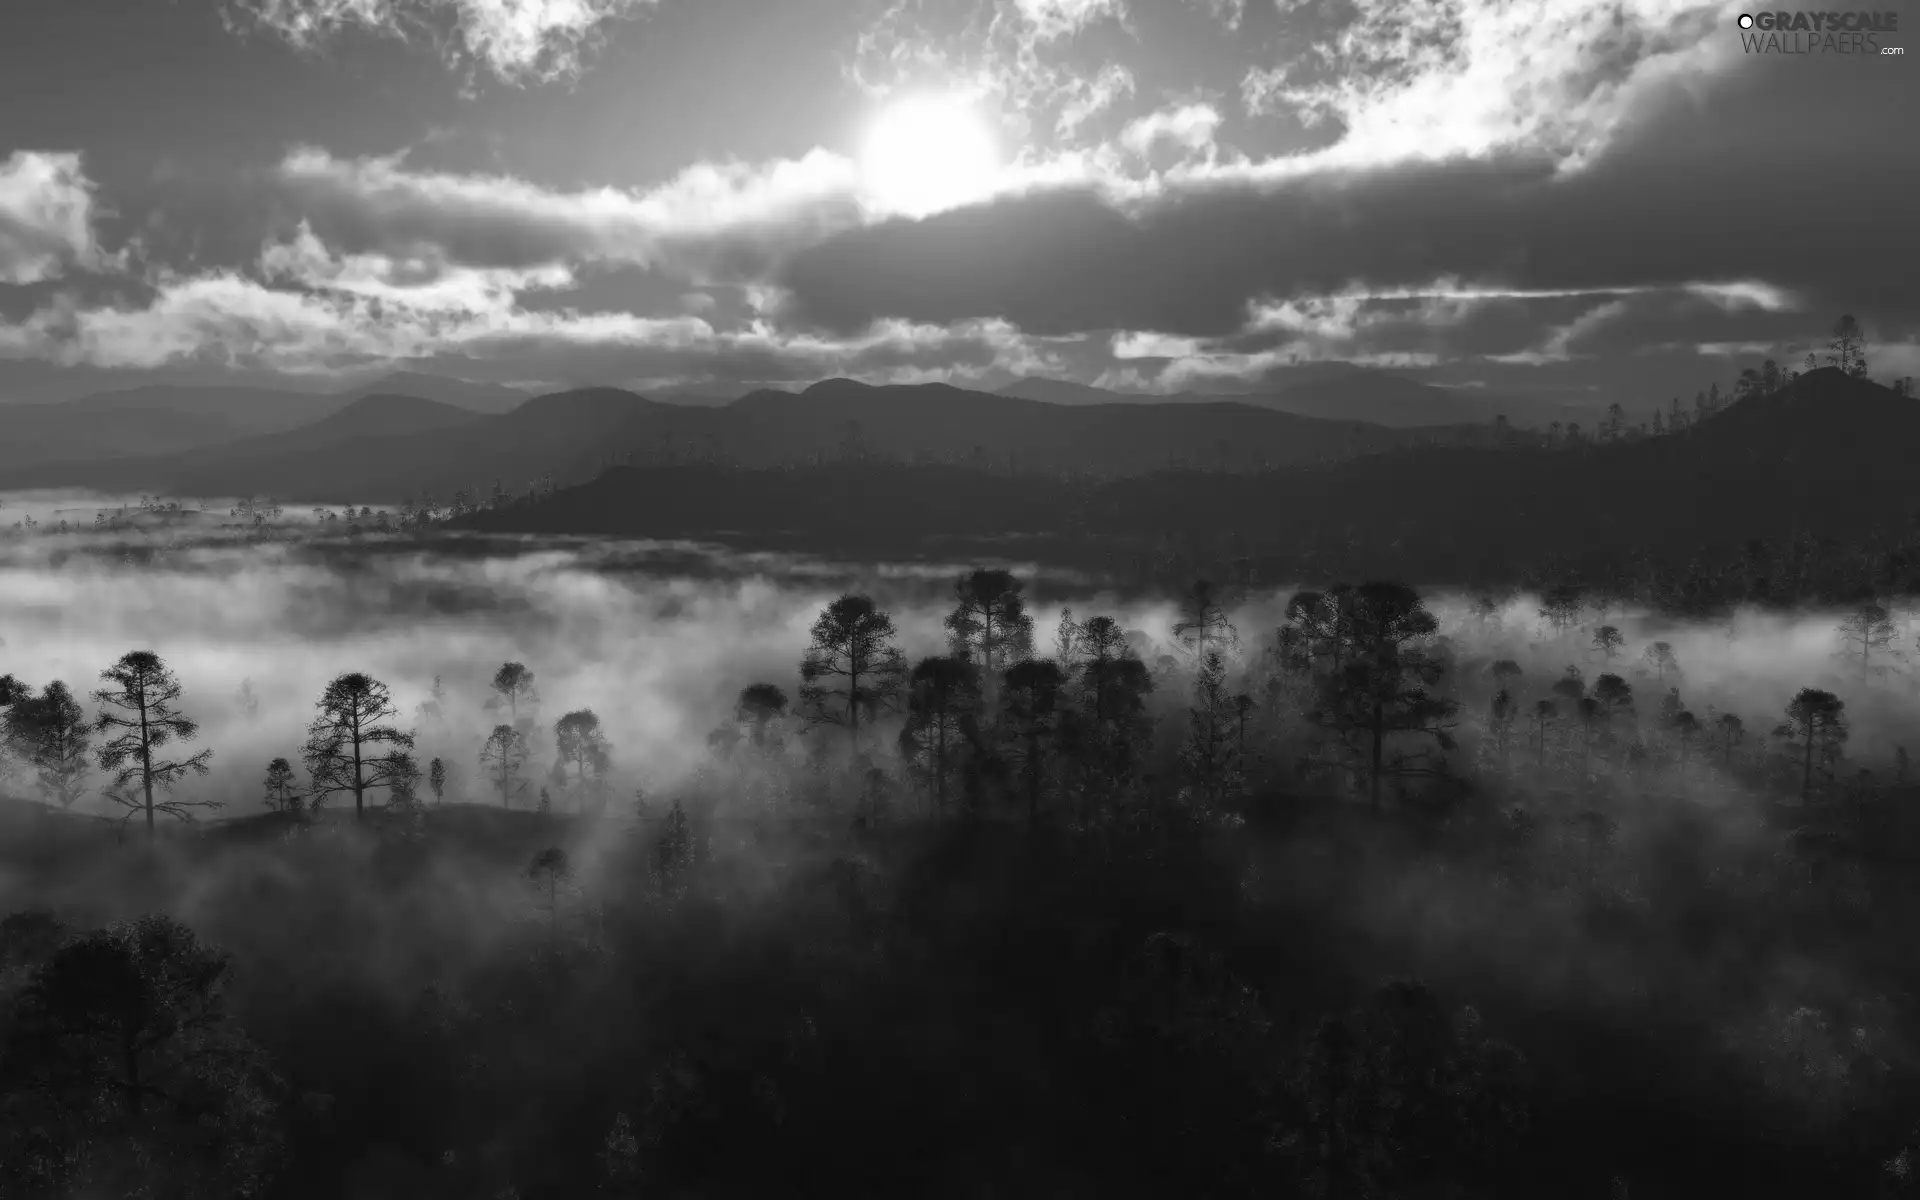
[995, 364, 1580, 429]
[452, 369, 1920, 585]
[0, 374, 1499, 503]
[0, 372, 533, 473]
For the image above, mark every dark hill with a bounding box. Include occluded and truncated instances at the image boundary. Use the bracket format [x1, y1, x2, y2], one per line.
[2, 389, 643, 502]
[340, 371, 530, 414]
[451, 370, 1920, 584]
[160, 387, 655, 502]
[696, 377, 1412, 472]
[0, 378, 1453, 502]
[1077, 368, 1920, 578]
[1000, 367, 1536, 428]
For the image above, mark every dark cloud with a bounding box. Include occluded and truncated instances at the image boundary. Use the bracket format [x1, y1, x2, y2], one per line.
[779, 55, 1920, 343]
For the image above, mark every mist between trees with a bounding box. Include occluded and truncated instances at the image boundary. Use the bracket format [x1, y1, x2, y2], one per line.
[6, 531, 1920, 1196]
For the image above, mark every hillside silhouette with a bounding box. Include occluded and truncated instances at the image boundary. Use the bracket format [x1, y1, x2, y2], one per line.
[0, 378, 1447, 501]
[1000, 365, 1543, 427]
[456, 369, 1920, 586]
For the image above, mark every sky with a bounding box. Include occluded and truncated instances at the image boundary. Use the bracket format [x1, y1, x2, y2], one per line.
[0, 0, 1914, 409]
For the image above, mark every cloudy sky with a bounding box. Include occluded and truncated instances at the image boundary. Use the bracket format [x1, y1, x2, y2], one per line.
[0, 0, 1913, 407]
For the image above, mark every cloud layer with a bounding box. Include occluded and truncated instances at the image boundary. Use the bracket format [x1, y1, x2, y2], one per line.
[0, 0, 1913, 402]
[0, 152, 105, 286]
[221, 0, 659, 83]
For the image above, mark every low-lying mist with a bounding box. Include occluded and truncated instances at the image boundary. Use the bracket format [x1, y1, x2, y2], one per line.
[4, 511, 1915, 823]
[9, 493, 1920, 1198]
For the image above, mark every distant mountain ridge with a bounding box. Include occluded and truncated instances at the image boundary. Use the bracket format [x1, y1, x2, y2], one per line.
[998, 367, 1566, 429]
[0, 377, 1458, 502]
[451, 369, 1920, 586]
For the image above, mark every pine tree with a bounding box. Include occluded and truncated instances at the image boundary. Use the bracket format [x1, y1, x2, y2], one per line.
[898, 656, 982, 815]
[301, 673, 416, 821]
[1774, 688, 1847, 802]
[1305, 582, 1458, 810]
[799, 594, 908, 756]
[92, 651, 216, 837]
[1179, 650, 1242, 812]
[3, 680, 91, 808]
[263, 757, 301, 815]
[1827, 314, 1867, 377]
[480, 724, 531, 808]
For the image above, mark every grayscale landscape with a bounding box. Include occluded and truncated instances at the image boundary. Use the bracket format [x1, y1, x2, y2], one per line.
[1, 1, 1916, 1197]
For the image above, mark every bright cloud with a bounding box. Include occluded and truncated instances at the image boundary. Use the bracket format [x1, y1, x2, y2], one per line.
[276, 145, 865, 279]
[0, 217, 1050, 386]
[220, 0, 658, 84]
[0, 151, 105, 285]
[1245, 0, 1727, 167]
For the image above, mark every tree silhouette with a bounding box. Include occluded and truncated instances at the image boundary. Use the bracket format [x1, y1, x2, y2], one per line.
[92, 651, 216, 838]
[734, 683, 789, 752]
[554, 709, 612, 812]
[1487, 689, 1516, 773]
[527, 847, 572, 938]
[1, 915, 283, 1195]
[799, 594, 907, 755]
[1306, 583, 1458, 810]
[1173, 579, 1239, 664]
[1530, 700, 1558, 770]
[1837, 603, 1900, 674]
[1641, 641, 1681, 683]
[1775, 687, 1848, 803]
[1065, 614, 1155, 811]
[944, 568, 1034, 681]
[301, 673, 416, 821]
[1671, 709, 1701, 775]
[898, 655, 981, 815]
[489, 662, 539, 724]
[1538, 586, 1583, 636]
[1716, 711, 1746, 768]
[653, 799, 695, 890]
[1001, 658, 1065, 830]
[1827, 314, 1867, 377]
[427, 756, 447, 804]
[1591, 625, 1624, 662]
[480, 724, 531, 808]
[1592, 673, 1636, 762]
[383, 750, 423, 821]
[3, 680, 90, 808]
[1180, 649, 1243, 811]
[262, 757, 300, 815]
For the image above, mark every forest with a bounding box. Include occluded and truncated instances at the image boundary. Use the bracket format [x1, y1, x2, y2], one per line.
[4, 534, 1920, 1198]
[3, 320, 1920, 1198]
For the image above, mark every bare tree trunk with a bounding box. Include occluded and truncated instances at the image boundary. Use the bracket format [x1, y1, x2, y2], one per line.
[139, 696, 155, 839]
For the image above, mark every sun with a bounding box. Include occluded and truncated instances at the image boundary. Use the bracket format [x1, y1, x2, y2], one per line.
[858, 93, 1002, 219]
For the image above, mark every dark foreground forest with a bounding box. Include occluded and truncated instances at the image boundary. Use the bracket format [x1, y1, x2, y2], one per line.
[5, 549, 1920, 1199]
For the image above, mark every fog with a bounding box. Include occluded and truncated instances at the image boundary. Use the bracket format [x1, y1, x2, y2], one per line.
[5, 498, 1915, 821]
[7, 493, 1920, 1197]
[0, 506, 1171, 819]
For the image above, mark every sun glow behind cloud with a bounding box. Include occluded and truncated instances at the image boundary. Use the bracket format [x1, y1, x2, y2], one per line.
[858, 93, 1004, 219]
